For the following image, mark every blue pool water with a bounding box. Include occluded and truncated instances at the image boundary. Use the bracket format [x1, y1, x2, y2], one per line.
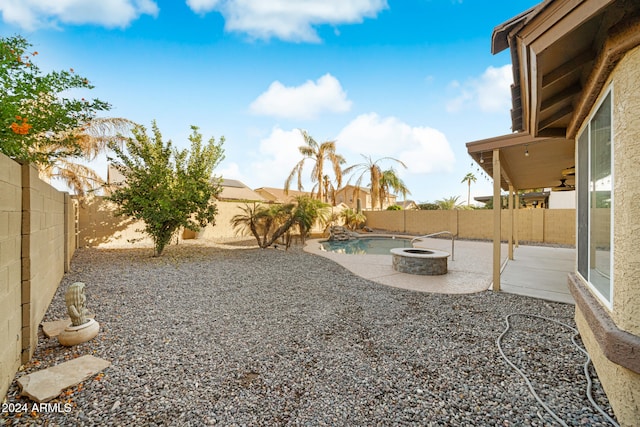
[320, 237, 412, 255]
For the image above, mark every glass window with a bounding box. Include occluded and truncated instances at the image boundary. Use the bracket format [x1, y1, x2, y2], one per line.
[577, 91, 613, 304]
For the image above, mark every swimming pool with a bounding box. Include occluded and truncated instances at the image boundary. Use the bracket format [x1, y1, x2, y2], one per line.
[320, 237, 413, 255]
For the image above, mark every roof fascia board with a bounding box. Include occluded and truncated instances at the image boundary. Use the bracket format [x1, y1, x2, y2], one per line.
[528, 0, 615, 54]
[519, 0, 582, 48]
[514, 0, 614, 137]
[528, 49, 540, 135]
[515, 37, 532, 133]
[466, 132, 536, 153]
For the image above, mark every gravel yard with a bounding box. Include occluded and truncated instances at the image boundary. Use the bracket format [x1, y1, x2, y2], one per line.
[2, 243, 617, 426]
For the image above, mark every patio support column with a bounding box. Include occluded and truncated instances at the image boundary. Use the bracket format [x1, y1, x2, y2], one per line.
[492, 149, 501, 292]
[508, 185, 514, 260]
[515, 192, 520, 247]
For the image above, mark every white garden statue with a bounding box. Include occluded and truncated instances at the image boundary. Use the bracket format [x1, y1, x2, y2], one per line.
[58, 282, 100, 346]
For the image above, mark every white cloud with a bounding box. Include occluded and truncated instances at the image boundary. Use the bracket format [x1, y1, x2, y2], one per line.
[186, 0, 388, 42]
[0, 0, 158, 30]
[336, 113, 455, 174]
[250, 73, 352, 120]
[248, 127, 309, 188]
[216, 161, 245, 181]
[446, 65, 512, 113]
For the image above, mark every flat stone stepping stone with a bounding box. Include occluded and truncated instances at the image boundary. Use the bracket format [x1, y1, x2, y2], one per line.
[17, 355, 110, 402]
[41, 315, 95, 338]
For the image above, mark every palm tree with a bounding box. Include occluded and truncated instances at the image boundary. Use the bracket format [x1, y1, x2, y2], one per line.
[36, 117, 136, 196]
[231, 202, 295, 248]
[231, 196, 330, 248]
[436, 196, 462, 210]
[318, 174, 338, 205]
[343, 155, 407, 210]
[292, 195, 331, 243]
[461, 172, 477, 206]
[379, 168, 411, 209]
[340, 208, 367, 230]
[284, 130, 345, 202]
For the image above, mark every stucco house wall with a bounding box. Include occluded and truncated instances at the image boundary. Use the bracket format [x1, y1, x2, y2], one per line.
[571, 44, 640, 422]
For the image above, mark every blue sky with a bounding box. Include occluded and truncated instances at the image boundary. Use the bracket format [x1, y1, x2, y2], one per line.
[0, 0, 540, 204]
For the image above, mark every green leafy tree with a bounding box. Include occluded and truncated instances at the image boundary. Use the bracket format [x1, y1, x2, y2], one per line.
[343, 155, 407, 210]
[0, 35, 109, 163]
[107, 122, 224, 256]
[386, 205, 402, 211]
[418, 202, 440, 210]
[284, 130, 345, 202]
[461, 172, 477, 206]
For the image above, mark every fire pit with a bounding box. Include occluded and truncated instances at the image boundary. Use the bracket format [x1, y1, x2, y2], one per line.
[390, 248, 449, 275]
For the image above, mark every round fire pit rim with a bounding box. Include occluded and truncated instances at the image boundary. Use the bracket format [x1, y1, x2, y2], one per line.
[389, 247, 449, 258]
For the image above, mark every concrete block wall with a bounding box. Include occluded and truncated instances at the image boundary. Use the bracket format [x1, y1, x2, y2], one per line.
[21, 164, 67, 362]
[0, 155, 77, 400]
[365, 208, 575, 245]
[406, 210, 458, 236]
[77, 196, 150, 247]
[0, 154, 23, 401]
[197, 201, 254, 240]
[543, 209, 576, 246]
[64, 194, 77, 271]
[458, 210, 492, 240]
[78, 198, 253, 245]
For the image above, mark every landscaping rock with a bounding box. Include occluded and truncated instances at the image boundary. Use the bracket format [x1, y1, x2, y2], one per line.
[17, 355, 110, 403]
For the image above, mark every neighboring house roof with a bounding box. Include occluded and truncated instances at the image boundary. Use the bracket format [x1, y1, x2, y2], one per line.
[217, 179, 266, 201]
[254, 187, 310, 203]
[107, 163, 126, 186]
[396, 200, 418, 210]
[338, 185, 370, 194]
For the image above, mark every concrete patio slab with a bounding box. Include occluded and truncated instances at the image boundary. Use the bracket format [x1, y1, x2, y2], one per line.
[500, 245, 575, 304]
[305, 236, 575, 303]
[305, 237, 508, 295]
[17, 355, 110, 402]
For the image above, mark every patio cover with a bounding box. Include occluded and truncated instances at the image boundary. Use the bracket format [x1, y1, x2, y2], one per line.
[466, 132, 574, 192]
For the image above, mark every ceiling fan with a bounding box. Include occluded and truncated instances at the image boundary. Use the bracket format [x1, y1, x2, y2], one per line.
[562, 166, 575, 177]
[552, 178, 575, 191]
